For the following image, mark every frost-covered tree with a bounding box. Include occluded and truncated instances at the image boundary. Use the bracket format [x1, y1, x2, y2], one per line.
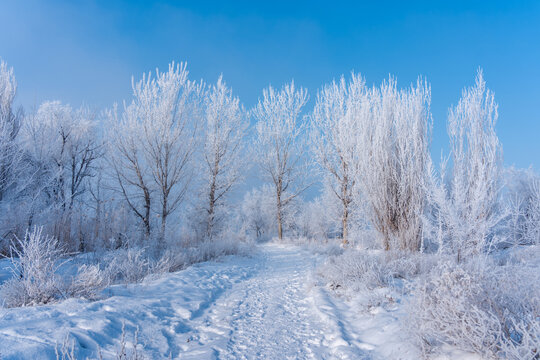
[311, 74, 366, 244]
[356, 78, 432, 251]
[19, 101, 101, 249]
[253, 81, 310, 240]
[448, 70, 502, 256]
[239, 185, 276, 242]
[23, 102, 100, 211]
[109, 62, 202, 244]
[0, 59, 23, 203]
[429, 71, 503, 259]
[504, 168, 540, 245]
[107, 104, 153, 238]
[518, 178, 540, 246]
[66, 108, 102, 209]
[198, 75, 248, 240]
[297, 187, 341, 241]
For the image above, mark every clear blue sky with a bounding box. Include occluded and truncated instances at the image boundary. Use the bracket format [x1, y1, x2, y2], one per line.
[1, 0, 539, 169]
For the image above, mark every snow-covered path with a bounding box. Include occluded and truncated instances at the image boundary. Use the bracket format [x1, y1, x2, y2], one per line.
[181, 244, 354, 359]
[0, 244, 366, 359]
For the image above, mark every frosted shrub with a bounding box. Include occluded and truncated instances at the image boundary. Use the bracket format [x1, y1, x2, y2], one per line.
[505, 244, 540, 268]
[407, 260, 540, 359]
[0, 227, 66, 307]
[521, 178, 540, 245]
[104, 247, 150, 284]
[102, 239, 250, 283]
[319, 250, 437, 293]
[153, 249, 190, 274]
[407, 263, 501, 357]
[196, 238, 251, 261]
[68, 264, 108, 300]
[508, 172, 540, 245]
[320, 251, 388, 292]
[157, 238, 252, 273]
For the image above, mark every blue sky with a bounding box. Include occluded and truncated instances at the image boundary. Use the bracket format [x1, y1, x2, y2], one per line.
[1, 0, 540, 169]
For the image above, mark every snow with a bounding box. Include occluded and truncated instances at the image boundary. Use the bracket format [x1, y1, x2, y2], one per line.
[0, 251, 258, 359]
[0, 243, 473, 359]
[179, 244, 355, 359]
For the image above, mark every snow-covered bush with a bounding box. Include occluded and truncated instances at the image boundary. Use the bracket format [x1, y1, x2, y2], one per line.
[504, 168, 540, 246]
[156, 237, 253, 273]
[0, 227, 67, 307]
[196, 238, 252, 261]
[319, 250, 437, 293]
[103, 247, 150, 284]
[520, 177, 540, 245]
[68, 264, 108, 300]
[1, 232, 250, 308]
[407, 259, 540, 359]
[505, 244, 540, 267]
[0, 227, 111, 307]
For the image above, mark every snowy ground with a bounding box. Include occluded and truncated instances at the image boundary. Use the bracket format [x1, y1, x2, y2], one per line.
[0, 243, 420, 359]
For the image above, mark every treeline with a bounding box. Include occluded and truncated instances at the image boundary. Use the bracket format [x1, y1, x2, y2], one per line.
[0, 58, 539, 257]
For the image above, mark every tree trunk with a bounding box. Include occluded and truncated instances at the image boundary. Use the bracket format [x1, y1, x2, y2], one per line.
[160, 194, 168, 248]
[342, 210, 349, 245]
[276, 193, 283, 240]
[207, 173, 217, 240]
[277, 210, 283, 240]
[383, 234, 390, 251]
[143, 190, 151, 239]
[341, 163, 350, 246]
[160, 215, 166, 248]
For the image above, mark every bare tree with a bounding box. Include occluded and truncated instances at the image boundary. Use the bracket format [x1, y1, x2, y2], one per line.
[0, 59, 23, 203]
[23, 102, 100, 210]
[109, 62, 202, 244]
[107, 104, 153, 238]
[311, 73, 366, 244]
[20, 101, 101, 249]
[199, 75, 248, 240]
[252, 81, 310, 240]
[239, 185, 276, 242]
[68, 107, 102, 209]
[355, 77, 432, 251]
